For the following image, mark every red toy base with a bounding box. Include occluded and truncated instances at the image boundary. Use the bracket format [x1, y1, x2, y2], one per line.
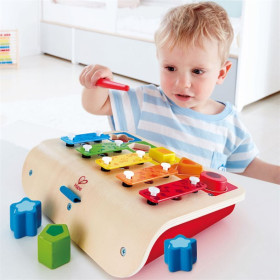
[145, 204, 235, 265]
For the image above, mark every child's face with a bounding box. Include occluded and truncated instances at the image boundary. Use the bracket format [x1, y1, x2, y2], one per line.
[157, 39, 230, 113]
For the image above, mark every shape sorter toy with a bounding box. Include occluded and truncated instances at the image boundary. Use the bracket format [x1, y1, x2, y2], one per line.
[22, 131, 245, 278]
[38, 224, 70, 269]
[164, 235, 197, 272]
[10, 197, 41, 239]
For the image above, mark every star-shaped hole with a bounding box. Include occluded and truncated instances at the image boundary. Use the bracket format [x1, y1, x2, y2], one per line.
[15, 200, 36, 212]
[170, 236, 191, 248]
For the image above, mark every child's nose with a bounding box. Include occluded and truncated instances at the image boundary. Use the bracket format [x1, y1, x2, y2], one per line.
[178, 74, 191, 88]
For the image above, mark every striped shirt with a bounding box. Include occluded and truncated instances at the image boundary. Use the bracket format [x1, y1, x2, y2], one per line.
[108, 84, 258, 173]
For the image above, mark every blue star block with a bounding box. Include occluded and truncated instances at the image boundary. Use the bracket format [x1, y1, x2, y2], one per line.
[164, 234, 197, 272]
[10, 197, 42, 239]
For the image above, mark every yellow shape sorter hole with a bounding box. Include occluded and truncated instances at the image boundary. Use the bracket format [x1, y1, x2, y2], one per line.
[148, 147, 176, 164]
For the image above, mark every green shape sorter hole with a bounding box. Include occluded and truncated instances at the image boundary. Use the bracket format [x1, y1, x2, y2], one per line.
[38, 224, 70, 269]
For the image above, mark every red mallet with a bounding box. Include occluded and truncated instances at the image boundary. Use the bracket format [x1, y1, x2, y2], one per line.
[96, 78, 130, 91]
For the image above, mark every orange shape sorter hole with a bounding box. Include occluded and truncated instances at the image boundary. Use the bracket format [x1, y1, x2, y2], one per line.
[177, 157, 203, 179]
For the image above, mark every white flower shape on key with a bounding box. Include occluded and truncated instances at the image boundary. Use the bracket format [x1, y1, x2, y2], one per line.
[124, 170, 134, 180]
[83, 144, 92, 152]
[96, 130, 102, 136]
[161, 162, 171, 171]
[136, 150, 145, 158]
[102, 156, 112, 165]
[114, 140, 123, 147]
[189, 176, 200, 185]
[149, 186, 160, 196]
[68, 133, 75, 140]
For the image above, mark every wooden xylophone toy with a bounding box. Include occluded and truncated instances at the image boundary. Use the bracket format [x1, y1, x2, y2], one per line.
[22, 131, 245, 277]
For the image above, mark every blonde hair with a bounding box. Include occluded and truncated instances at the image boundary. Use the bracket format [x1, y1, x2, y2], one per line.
[154, 1, 234, 63]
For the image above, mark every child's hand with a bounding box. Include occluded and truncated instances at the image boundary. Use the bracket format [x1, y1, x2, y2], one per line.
[79, 64, 113, 89]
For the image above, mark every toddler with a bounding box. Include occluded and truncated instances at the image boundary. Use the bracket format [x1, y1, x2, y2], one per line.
[79, 2, 280, 184]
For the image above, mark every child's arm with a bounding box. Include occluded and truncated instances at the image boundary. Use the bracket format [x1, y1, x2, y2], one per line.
[80, 64, 113, 116]
[241, 158, 280, 184]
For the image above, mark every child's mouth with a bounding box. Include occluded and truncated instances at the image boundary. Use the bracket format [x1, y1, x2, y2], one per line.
[175, 94, 192, 101]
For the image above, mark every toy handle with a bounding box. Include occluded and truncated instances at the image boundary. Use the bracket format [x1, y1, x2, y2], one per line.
[96, 78, 130, 91]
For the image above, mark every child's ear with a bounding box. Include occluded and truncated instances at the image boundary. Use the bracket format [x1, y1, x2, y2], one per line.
[216, 61, 232, 84]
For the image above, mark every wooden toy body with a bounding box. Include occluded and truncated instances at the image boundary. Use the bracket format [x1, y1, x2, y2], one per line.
[22, 134, 245, 278]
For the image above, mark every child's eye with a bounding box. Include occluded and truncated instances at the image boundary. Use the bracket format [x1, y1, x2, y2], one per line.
[165, 66, 176, 72]
[192, 69, 204, 75]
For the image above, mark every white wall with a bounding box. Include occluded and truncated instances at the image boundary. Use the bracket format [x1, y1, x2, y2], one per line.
[42, 0, 118, 33]
[0, 0, 41, 57]
[236, 0, 280, 108]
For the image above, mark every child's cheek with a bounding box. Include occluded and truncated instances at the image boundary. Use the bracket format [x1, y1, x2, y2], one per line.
[163, 74, 173, 88]
[161, 80, 171, 95]
[160, 74, 168, 89]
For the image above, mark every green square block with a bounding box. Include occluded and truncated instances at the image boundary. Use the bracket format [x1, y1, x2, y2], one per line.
[38, 224, 70, 269]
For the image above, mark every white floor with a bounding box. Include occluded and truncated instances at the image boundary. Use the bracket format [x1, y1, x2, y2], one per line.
[1, 54, 280, 165]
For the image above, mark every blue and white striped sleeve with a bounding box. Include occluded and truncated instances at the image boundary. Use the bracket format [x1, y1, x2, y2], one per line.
[108, 87, 142, 133]
[226, 131, 259, 173]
